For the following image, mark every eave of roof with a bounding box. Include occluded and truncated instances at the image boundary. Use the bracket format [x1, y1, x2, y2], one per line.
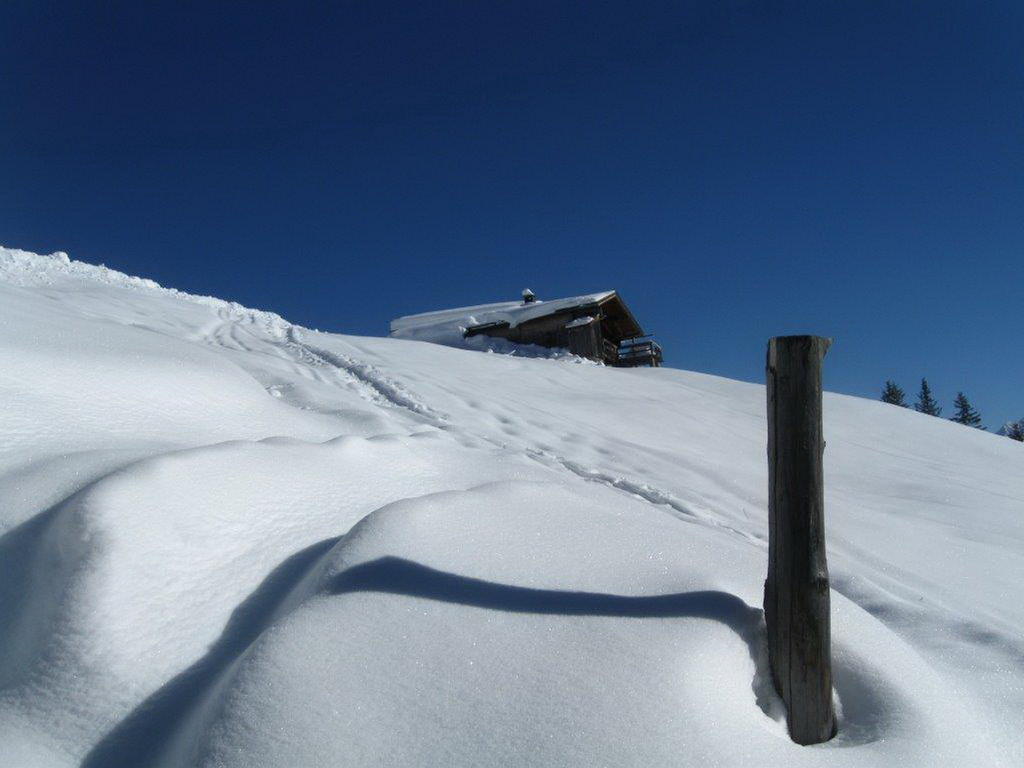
[390, 291, 617, 336]
[599, 292, 645, 338]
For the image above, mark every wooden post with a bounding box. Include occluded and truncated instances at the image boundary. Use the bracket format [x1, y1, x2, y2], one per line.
[765, 335, 836, 745]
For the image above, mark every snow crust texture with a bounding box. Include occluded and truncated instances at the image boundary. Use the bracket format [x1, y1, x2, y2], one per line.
[1, 245, 1022, 767]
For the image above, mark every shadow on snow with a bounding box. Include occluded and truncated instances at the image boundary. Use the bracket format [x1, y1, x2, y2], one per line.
[83, 554, 771, 768]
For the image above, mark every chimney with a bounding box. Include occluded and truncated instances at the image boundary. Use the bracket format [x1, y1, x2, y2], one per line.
[522, 288, 536, 304]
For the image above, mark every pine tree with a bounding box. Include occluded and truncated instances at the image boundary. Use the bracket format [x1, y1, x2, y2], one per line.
[950, 391, 983, 428]
[880, 380, 907, 407]
[1007, 420, 1024, 442]
[914, 378, 942, 416]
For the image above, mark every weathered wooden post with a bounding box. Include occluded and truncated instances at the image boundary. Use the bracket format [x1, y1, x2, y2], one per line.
[765, 335, 836, 745]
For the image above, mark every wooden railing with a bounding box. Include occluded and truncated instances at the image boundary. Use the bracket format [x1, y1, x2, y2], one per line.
[613, 337, 663, 367]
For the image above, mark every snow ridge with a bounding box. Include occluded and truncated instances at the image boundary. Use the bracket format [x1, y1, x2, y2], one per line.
[0, 245, 292, 333]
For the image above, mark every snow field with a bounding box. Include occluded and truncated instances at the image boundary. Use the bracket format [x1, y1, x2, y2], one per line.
[1, 246, 1021, 767]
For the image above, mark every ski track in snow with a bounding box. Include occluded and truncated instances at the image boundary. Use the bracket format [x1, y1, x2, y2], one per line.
[283, 328, 448, 425]
[522, 447, 764, 544]
[288, 336, 760, 544]
[210, 315, 736, 544]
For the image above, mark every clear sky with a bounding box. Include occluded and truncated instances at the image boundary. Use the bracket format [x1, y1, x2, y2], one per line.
[3, 2, 1021, 428]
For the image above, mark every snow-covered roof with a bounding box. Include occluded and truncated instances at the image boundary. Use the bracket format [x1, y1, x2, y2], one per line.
[389, 291, 616, 340]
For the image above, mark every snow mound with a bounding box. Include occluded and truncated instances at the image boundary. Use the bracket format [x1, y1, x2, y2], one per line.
[1, 245, 1022, 767]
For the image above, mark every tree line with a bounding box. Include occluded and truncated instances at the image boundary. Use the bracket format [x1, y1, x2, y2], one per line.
[880, 378, 1023, 441]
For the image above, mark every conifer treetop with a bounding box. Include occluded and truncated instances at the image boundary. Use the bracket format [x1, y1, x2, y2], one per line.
[914, 378, 942, 417]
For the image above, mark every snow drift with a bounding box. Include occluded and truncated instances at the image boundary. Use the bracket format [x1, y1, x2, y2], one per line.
[0, 245, 1021, 767]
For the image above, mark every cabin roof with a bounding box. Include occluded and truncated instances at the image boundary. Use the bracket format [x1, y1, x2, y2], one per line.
[390, 290, 624, 337]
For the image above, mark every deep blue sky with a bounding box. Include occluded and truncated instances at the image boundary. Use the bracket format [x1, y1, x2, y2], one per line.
[3, 2, 1021, 427]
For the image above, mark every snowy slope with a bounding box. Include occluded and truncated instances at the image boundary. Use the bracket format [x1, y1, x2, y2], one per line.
[0, 246, 1021, 767]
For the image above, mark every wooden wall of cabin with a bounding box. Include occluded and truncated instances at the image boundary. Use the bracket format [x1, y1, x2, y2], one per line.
[476, 310, 609, 362]
[560, 320, 602, 361]
[506, 312, 578, 348]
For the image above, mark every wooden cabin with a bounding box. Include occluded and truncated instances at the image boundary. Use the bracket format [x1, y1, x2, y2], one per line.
[390, 289, 663, 367]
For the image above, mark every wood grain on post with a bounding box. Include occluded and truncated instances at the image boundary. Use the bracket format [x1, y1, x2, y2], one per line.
[765, 335, 836, 745]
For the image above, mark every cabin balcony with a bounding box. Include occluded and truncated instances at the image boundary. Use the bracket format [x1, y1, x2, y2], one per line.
[612, 337, 663, 368]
